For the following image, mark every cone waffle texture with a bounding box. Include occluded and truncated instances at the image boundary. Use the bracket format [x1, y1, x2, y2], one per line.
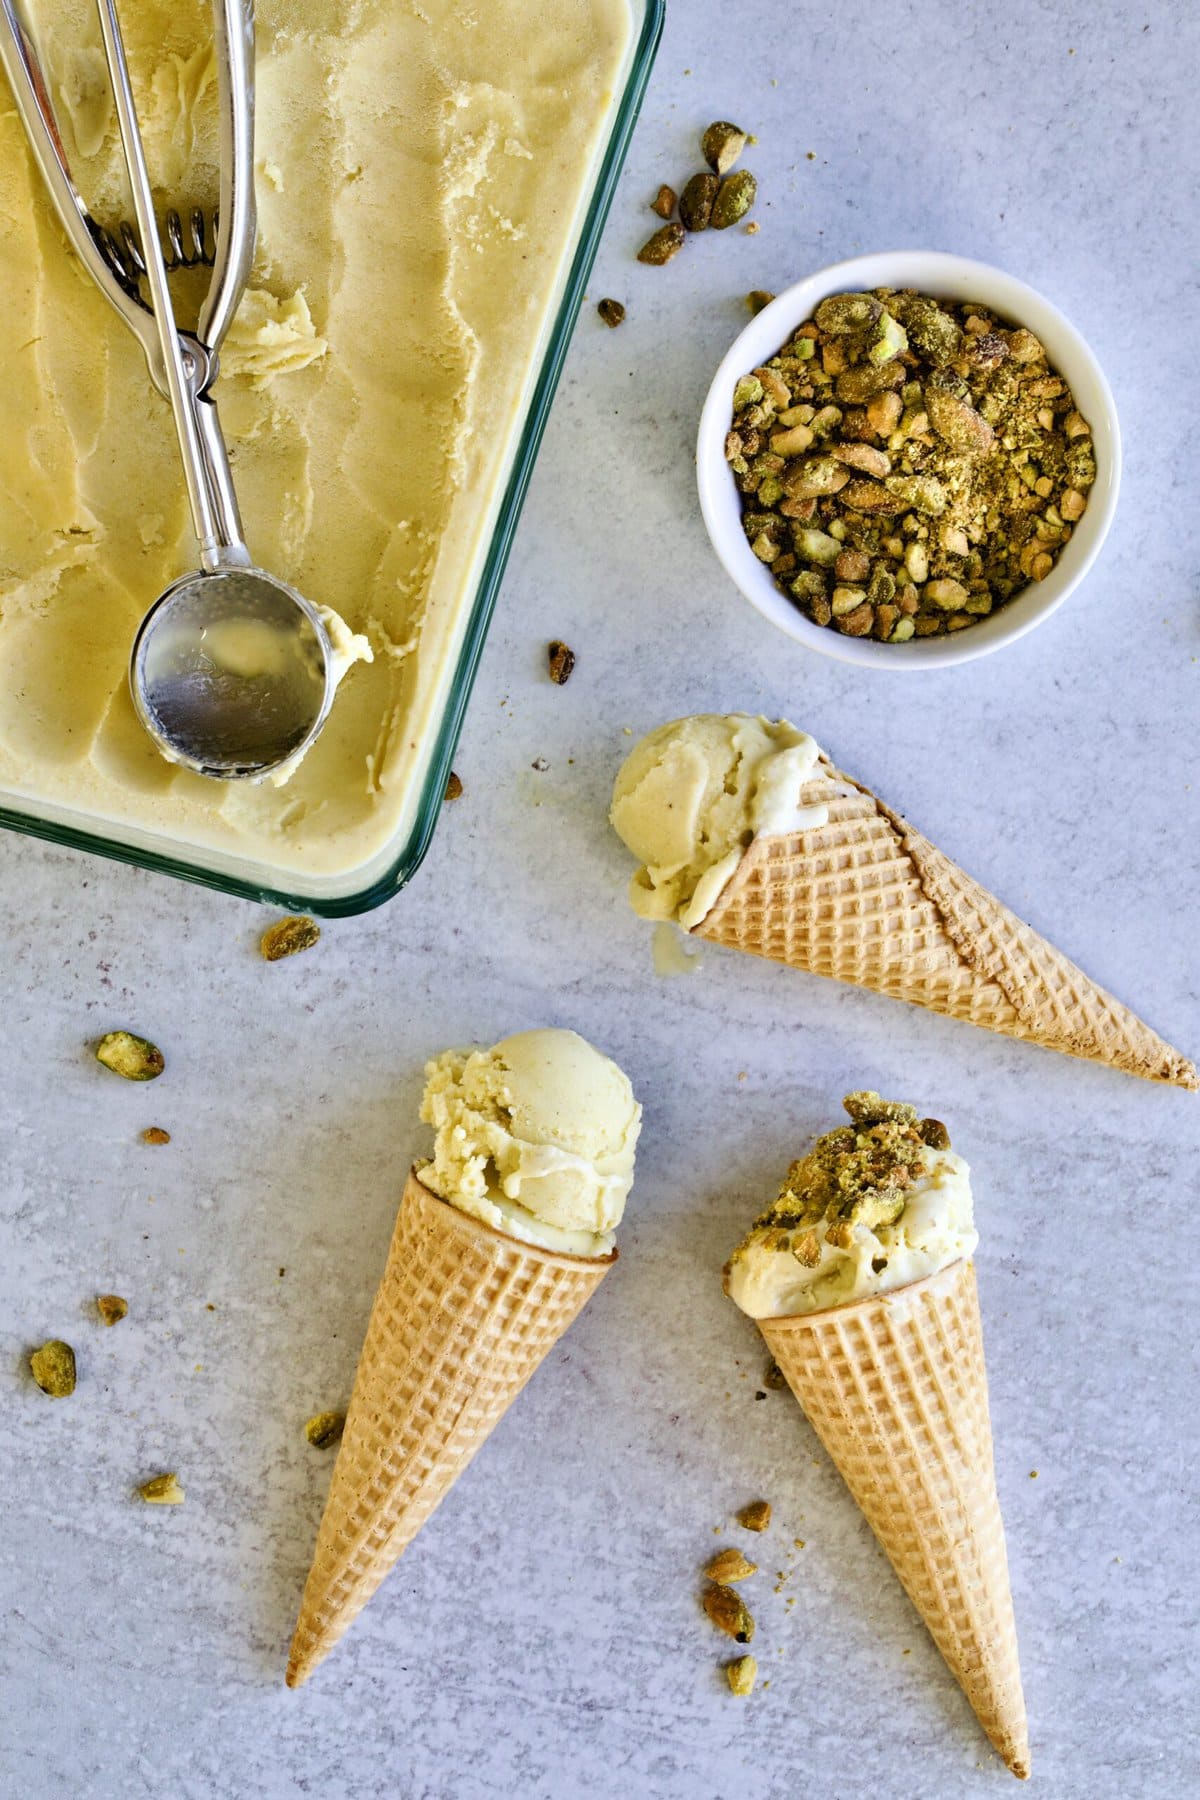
[287, 1171, 613, 1687]
[695, 761, 1196, 1087]
[760, 1260, 1029, 1778]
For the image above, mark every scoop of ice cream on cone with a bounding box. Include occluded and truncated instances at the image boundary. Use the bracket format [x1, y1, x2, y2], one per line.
[420, 1028, 641, 1255]
[611, 713, 1196, 1087]
[286, 1029, 640, 1687]
[724, 1094, 1029, 1778]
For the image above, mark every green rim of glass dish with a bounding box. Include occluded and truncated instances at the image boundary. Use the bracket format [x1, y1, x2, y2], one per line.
[0, 0, 665, 918]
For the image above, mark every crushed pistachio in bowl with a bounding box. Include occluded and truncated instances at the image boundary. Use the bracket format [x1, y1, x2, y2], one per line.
[726, 287, 1095, 643]
[696, 251, 1121, 669]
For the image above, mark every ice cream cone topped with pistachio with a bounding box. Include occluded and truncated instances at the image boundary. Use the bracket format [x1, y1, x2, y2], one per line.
[611, 713, 1197, 1088]
[724, 1093, 1029, 1778]
[724, 1090, 975, 1319]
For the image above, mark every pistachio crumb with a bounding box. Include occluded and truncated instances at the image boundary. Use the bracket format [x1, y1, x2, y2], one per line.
[702, 1582, 755, 1643]
[650, 184, 677, 219]
[96, 1294, 128, 1327]
[637, 223, 684, 266]
[95, 1031, 164, 1081]
[725, 1654, 758, 1696]
[445, 771, 464, 801]
[139, 1473, 184, 1505]
[596, 298, 625, 329]
[737, 1499, 771, 1532]
[547, 640, 576, 685]
[30, 1339, 76, 1397]
[259, 915, 321, 962]
[141, 1126, 171, 1146]
[305, 1410, 346, 1450]
[763, 1359, 787, 1390]
[705, 1547, 757, 1583]
[746, 289, 775, 315]
[701, 121, 748, 178]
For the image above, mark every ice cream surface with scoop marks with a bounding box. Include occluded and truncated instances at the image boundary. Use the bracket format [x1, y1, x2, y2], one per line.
[610, 714, 836, 928]
[725, 1092, 978, 1319]
[419, 1029, 641, 1257]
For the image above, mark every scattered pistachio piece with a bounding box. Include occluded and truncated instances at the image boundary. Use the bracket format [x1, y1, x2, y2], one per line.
[920, 1117, 952, 1150]
[260, 915, 321, 962]
[764, 1358, 787, 1389]
[96, 1031, 164, 1082]
[637, 223, 684, 266]
[679, 171, 719, 232]
[445, 771, 464, 802]
[305, 1410, 346, 1450]
[547, 640, 576, 685]
[710, 169, 756, 230]
[725, 1654, 758, 1696]
[650, 183, 677, 219]
[139, 1472, 185, 1505]
[705, 1547, 758, 1583]
[701, 120, 748, 177]
[30, 1339, 76, 1397]
[141, 1126, 171, 1145]
[96, 1294, 128, 1327]
[702, 1582, 755, 1642]
[596, 297, 625, 329]
[746, 289, 775, 315]
[737, 1499, 771, 1532]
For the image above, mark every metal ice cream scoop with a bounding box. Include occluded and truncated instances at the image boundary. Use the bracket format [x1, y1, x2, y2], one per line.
[0, 0, 335, 779]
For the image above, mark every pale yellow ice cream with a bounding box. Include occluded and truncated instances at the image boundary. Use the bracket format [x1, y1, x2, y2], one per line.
[0, 0, 631, 888]
[419, 1029, 642, 1257]
[610, 714, 837, 928]
[724, 1092, 978, 1320]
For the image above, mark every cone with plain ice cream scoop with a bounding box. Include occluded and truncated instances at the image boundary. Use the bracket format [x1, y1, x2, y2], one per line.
[724, 1091, 1028, 1777]
[610, 714, 1196, 1087]
[286, 1028, 641, 1687]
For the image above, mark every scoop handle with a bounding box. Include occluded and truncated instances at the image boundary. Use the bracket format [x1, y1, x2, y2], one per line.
[95, 0, 248, 569]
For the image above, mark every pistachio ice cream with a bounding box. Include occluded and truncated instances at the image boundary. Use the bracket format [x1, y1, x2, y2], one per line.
[420, 1029, 642, 1257]
[724, 1092, 977, 1319]
[610, 713, 836, 927]
[0, 0, 632, 884]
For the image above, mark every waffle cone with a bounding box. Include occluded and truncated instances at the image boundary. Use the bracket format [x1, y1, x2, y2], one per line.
[694, 763, 1195, 1087]
[760, 1261, 1028, 1778]
[286, 1171, 613, 1687]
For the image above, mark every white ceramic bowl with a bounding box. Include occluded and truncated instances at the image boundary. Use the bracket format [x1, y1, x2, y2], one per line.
[696, 250, 1120, 668]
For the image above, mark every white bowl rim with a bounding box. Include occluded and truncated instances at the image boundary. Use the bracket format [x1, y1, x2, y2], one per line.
[695, 249, 1121, 669]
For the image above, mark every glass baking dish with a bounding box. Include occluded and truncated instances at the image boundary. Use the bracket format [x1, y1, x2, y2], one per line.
[0, 0, 663, 916]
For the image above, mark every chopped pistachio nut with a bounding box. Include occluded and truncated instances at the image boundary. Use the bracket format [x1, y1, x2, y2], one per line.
[710, 170, 756, 230]
[260, 916, 321, 961]
[737, 1499, 771, 1532]
[96, 1031, 164, 1081]
[305, 1410, 346, 1450]
[141, 1126, 171, 1145]
[547, 640, 576, 685]
[703, 1582, 755, 1643]
[701, 120, 748, 177]
[637, 223, 684, 266]
[679, 171, 719, 232]
[725, 1654, 758, 1696]
[139, 1473, 185, 1505]
[763, 1358, 788, 1390]
[705, 1548, 758, 1583]
[746, 289, 775, 315]
[444, 771, 464, 801]
[596, 298, 625, 329]
[726, 288, 1093, 639]
[96, 1294, 128, 1327]
[650, 183, 677, 219]
[30, 1339, 76, 1397]
[738, 1093, 950, 1256]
